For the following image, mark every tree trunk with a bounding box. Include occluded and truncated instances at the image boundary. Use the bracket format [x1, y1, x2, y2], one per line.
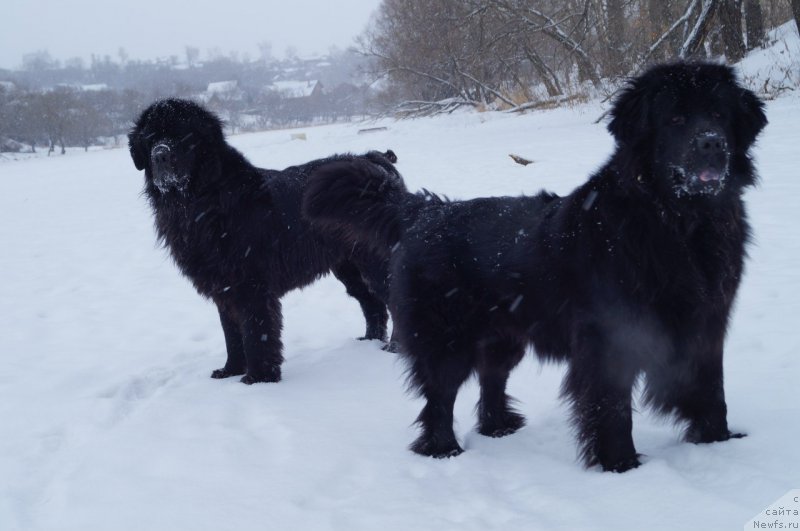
[648, 0, 681, 59]
[607, 0, 626, 75]
[681, 0, 720, 58]
[523, 47, 562, 97]
[744, 0, 765, 50]
[792, 0, 800, 35]
[718, 0, 745, 61]
[490, 1, 602, 89]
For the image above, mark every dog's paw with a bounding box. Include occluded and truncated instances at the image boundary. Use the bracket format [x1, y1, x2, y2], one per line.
[210, 366, 245, 379]
[357, 335, 387, 343]
[478, 411, 526, 438]
[479, 424, 523, 439]
[358, 329, 388, 342]
[381, 341, 401, 353]
[239, 367, 281, 385]
[600, 454, 642, 473]
[686, 424, 746, 444]
[410, 435, 464, 458]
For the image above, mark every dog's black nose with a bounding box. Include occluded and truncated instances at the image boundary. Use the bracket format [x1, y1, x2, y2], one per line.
[152, 144, 172, 167]
[695, 133, 726, 155]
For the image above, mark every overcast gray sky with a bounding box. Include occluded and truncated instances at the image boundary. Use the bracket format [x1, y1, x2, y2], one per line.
[1, 0, 382, 69]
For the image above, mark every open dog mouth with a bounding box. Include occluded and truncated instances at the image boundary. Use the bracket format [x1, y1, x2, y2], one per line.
[671, 165, 727, 196]
[698, 168, 723, 182]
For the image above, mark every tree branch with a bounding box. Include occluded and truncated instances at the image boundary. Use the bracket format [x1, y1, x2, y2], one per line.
[680, 0, 719, 58]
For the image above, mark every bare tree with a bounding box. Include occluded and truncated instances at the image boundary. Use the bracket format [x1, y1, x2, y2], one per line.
[39, 88, 75, 155]
[185, 46, 200, 67]
[680, 0, 720, 58]
[646, 0, 683, 60]
[488, 0, 602, 88]
[793, 0, 800, 32]
[745, 0, 767, 49]
[359, 0, 608, 115]
[605, 0, 628, 74]
[718, 0, 746, 61]
[22, 50, 59, 71]
[359, 0, 776, 116]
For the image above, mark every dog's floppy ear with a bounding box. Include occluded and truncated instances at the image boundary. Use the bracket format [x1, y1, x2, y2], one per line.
[128, 132, 148, 171]
[735, 87, 767, 149]
[607, 78, 650, 146]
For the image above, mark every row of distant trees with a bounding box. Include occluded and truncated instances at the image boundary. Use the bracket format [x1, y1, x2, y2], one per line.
[9, 46, 366, 97]
[360, 0, 798, 114]
[3, 0, 798, 152]
[0, 82, 374, 154]
[0, 49, 375, 153]
[0, 85, 146, 153]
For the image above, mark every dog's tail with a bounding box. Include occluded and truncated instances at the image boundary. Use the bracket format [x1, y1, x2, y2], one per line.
[304, 158, 409, 256]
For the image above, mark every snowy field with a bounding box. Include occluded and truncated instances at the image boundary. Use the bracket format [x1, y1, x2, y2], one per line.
[2, 85, 800, 530]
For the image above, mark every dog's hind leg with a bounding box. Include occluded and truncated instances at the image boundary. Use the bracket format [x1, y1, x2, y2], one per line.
[407, 338, 474, 458]
[333, 261, 389, 342]
[476, 337, 526, 438]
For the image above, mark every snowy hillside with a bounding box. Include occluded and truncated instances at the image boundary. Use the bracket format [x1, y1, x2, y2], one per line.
[2, 66, 800, 531]
[739, 22, 800, 98]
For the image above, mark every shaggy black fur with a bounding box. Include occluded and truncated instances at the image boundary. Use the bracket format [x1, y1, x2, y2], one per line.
[303, 63, 767, 471]
[129, 98, 397, 384]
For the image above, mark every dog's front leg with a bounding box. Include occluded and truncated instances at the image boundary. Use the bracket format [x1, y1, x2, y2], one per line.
[210, 304, 246, 379]
[230, 292, 284, 385]
[565, 324, 641, 472]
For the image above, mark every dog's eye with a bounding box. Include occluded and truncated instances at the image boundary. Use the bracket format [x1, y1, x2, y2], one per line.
[670, 115, 686, 126]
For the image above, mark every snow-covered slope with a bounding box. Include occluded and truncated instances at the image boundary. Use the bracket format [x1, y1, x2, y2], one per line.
[1, 79, 799, 531]
[739, 21, 800, 98]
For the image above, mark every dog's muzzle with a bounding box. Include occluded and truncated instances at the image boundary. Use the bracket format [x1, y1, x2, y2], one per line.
[151, 143, 186, 193]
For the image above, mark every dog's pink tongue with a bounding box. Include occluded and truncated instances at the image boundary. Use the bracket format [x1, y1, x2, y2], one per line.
[699, 169, 721, 182]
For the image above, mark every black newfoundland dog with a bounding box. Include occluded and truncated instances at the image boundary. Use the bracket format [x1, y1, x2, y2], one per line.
[304, 63, 767, 471]
[129, 99, 397, 384]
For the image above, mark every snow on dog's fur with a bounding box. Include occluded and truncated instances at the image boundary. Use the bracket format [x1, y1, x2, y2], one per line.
[130, 98, 397, 384]
[304, 63, 767, 471]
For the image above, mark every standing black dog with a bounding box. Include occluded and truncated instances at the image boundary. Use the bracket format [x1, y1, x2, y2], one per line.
[129, 99, 397, 384]
[304, 63, 767, 471]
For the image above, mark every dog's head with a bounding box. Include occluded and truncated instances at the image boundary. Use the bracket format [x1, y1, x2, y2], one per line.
[608, 62, 766, 197]
[379, 149, 398, 164]
[363, 149, 399, 175]
[128, 99, 226, 195]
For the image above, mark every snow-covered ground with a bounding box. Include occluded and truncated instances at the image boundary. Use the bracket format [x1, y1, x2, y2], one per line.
[2, 78, 800, 531]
